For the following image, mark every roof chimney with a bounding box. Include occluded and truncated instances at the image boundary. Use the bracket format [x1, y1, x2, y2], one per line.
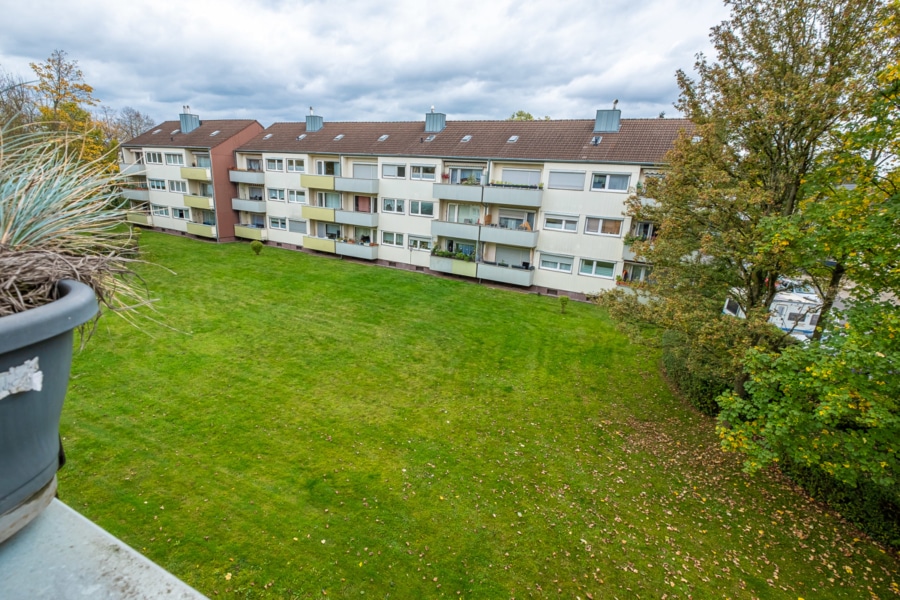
[179, 105, 200, 134]
[425, 107, 446, 133]
[306, 107, 324, 133]
[593, 106, 621, 133]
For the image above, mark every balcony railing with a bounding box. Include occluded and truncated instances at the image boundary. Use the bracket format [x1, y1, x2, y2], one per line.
[432, 183, 484, 203]
[336, 241, 378, 260]
[335, 210, 378, 228]
[429, 255, 477, 278]
[125, 212, 152, 226]
[229, 169, 266, 185]
[122, 188, 150, 202]
[232, 198, 267, 213]
[118, 162, 146, 176]
[181, 166, 211, 181]
[303, 236, 336, 253]
[234, 224, 267, 241]
[476, 262, 535, 287]
[300, 174, 335, 190]
[431, 220, 480, 239]
[482, 184, 543, 208]
[186, 223, 216, 238]
[183, 194, 214, 210]
[334, 177, 379, 194]
[479, 225, 539, 247]
[301, 206, 336, 222]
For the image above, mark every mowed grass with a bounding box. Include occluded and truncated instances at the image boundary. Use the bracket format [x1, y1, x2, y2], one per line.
[60, 231, 898, 599]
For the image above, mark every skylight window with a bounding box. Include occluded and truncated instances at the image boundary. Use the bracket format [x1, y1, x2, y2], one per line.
[424, 134, 436, 142]
[590, 136, 601, 146]
[151, 129, 162, 135]
[461, 135, 472, 142]
[334, 134, 344, 141]
[171, 129, 180, 135]
[210, 130, 220, 136]
[378, 134, 390, 142]
[297, 134, 307, 140]
[263, 133, 273, 140]
[507, 135, 519, 143]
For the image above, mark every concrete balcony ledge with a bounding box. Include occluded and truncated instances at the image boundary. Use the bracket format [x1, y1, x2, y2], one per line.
[183, 195, 214, 210]
[125, 212, 152, 226]
[479, 226, 539, 248]
[118, 162, 146, 176]
[302, 206, 336, 222]
[482, 185, 543, 208]
[180, 166, 211, 181]
[334, 177, 379, 194]
[234, 224, 267, 241]
[432, 220, 480, 239]
[335, 210, 378, 228]
[0, 499, 207, 599]
[304, 236, 336, 253]
[232, 198, 267, 213]
[186, 223, 216, 238]
[229, 169, 266, 185]
[429, 255, 477, 277]
[300, 174, 335, 191]
[432, 183, 483, 203]
[477, 262, 535, 286]
[336, 242, 378, 260]
[123, 188, 150, 202]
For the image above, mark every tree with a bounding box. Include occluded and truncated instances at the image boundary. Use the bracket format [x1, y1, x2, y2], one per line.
[115, 106, 157, 141]
[508, 110, 550, 121]
[0, 68, 38, 128]
[600, 0, 886, 401]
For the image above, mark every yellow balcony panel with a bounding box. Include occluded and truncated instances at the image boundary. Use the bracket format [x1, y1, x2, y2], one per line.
[300, 174, 335, 190]
[186, 223, 216, 238]
[180, 166, 211, 181]
[183, 194, 213, 210]
[301, 206, 336, 222]
[234, 225, 267, 241]
[125, 212, 152, 226]
[304, 236, 336, 253]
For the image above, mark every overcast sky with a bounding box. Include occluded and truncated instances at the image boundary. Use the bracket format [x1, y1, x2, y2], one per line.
[0, 0, 731, 127]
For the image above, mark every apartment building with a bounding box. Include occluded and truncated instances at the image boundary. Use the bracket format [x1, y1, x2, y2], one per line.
[120, 109, 263, 241]
[224, 108, 687, 298]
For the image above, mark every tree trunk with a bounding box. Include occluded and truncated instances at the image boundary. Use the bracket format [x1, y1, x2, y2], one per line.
[812, 262, 846, 341]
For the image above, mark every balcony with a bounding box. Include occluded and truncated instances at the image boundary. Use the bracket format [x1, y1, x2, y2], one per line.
[302, 206, 336, 222]
[429, 255, 477, 278]
[118, 162, 146, 176]
[623, 244, 638, 261]
[336, 242, 378, 260]
[304, 236, 336, 253]
[479, 226, 539, 248]
[432, 183, 483, 203]
[122, 188, 149, 202]
[181, 166, 211, 181]
[183, 194, 213, 210]
[186, 223, 216, 238]
[234, 224, 267, 241]
[335, 210, 378, 228]
[482, 185, 543, 208]
[229, 169, 266, 185]
[477, 262, 535, 287]
[432, 220, 480, 239]
[125, 212, 152, 226]
[300, 174, 335, 190]
[334, 177, 379, 194]
[232, 198, 267, 213]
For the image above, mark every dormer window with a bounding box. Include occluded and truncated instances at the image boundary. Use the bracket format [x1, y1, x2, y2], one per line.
[333, 134, 344, 141]
[378, 134, 389, 141]
[507, 135, 519, 143]
[461, 135, 472, 142]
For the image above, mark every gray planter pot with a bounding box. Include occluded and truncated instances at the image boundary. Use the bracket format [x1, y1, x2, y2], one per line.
[0, 280, 98, 542]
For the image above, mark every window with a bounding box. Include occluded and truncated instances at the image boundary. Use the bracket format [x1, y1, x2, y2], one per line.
[266, 158, 284, 171]
[591, 173, 631, 191]
[631, 221, 656, 241]
[411, 165, 436, 181]
[382, 163, 406, 178]
[408, 236, 432, 251]
[288, 219, 307, 234]
[248, 186, 264, 201]
[809, 314, 820, 326]
[353, 163, 378, 179]
[382, 231, 404, 247]
[148, 179, 166, 191]
[624, 262, 652, 283]
[544, 215, 578, 231]
[498, 209, 535, 230]
[548, 170, 585, 190]
[287, 190, 306, 204]
[724, 298, 741, 316]
[447, 239, 475, 256]
[165, 153, 184, 166]
[268, 188, 285, 202]
[447, 203, 480, 224]
[449, 167, 483, 185]
[460, 135, 472, 142]
[210, 130, 220, 137]
[145, 152, 163, 164]
[172, 207, 189, 220]
[168, 180, 187, 193]
[316, 191, 341, 208]
[296, 134, 307, 140]
[539, 253, 573, 273]
[501, 168, 541, 186]
[198, 183, 213, 197]
[377, 134, 389, 142]
[424, 134, 436, 142]
[580, 259, 616, 278]
[150, 204, 169, 217]
[333, 134, 344, 141]
[195, 154, 211, 168]
[788, 312, 806, 323]
[269, 217, 287, 230]
[316, 160, 340, 176]
[196, 209, 215, 226]
[507, 135, 519, 143]
[383, 198, 405, 213]
[585, 217, 623, 236]
[286, 158, 305, 172]
[410, 200, 434, 217]
[247, 158, 262, 171]
[263, 133, 273, 140]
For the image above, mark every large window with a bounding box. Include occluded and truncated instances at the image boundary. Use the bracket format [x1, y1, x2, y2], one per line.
[287, 190, 306, 204]
[410, 200, 434, 217]
[195, 154, 211, 168]
[411, 165, 436, 181]
[544, 215, 578, 231]
[631, 221, 656, 241]
[501, 168, 541, 186]
[269, 217, 287, 230]
[447, 203, 480, 224]
[591, 173, 630, 191]
[382, 164, 406, 179]
[548, 170, 585, 190]
[248, 186, 264, 201]
[316, 160, 340, 176]
[352, 163, 378, 179]
[539, 253, 573, 273]
[195, 209, 215, 226]
[623, 262, 652, 283]
[383, 198, 405, 213]
[580, 259, 615, 278]
[150, 204, 169, 217]
[449, 167, 483, 185]
[168, 180, 187, 193]
[408, 236, 432, 251]
[172, 207, 189, 220]
[497, 209, 535, 230]
[266, 158, 284, 171]
[145, 152, 163, 164]
[316, 191, 341, 208]
[268, 188, 285, 202]
[286, 158, 305, 173]
[165, 153, 184, 166]
[382, 231, 404, 247]
[585, 217, 623, 236]
[288, 219, 307, 234]
[148, 179, 166, 191]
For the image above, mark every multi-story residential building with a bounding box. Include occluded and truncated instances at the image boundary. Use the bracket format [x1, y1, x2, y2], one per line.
[119, 108, 263, 241]
[226, 108, 687, 298]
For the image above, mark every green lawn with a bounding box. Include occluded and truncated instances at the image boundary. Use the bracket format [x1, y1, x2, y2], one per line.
[60, 231, 898, 598]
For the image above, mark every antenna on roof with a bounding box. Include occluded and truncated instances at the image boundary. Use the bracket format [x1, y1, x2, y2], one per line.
[612, 99, 618, 110]
[431, 105, 435, 113]
[309, 106, 314, 115]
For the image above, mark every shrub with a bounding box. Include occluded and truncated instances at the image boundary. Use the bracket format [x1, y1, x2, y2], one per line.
[559, 296, 569, 314]
[250, 240, 263, 256]
[660, 330, 729, 416]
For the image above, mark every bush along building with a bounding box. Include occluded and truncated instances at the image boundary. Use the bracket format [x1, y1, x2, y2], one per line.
[121, 107, 689, 300]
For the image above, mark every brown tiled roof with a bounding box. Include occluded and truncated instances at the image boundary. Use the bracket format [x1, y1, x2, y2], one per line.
[122, 119, 262, 149]
[237, 118, 692, 165]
